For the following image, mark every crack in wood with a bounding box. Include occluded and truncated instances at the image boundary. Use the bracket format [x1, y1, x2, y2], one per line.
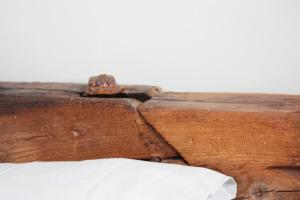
[136, 104, 182, 160]
[237, 190, 300, 200]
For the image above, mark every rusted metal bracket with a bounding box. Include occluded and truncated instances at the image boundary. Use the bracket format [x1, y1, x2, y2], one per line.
[84, 74, 162, 102]
[86, 74, 123, 95]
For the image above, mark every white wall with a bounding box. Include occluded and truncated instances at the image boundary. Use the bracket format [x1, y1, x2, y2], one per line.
[0, 0, 299, 94]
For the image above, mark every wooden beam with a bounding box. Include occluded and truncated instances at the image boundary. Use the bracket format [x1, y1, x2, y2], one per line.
[139, 92, 300, 170]
[1, 83, 299, 199]
[0, 86, 177, 162]
[0, 82, 162, 101]
[139, 92, 300, 199]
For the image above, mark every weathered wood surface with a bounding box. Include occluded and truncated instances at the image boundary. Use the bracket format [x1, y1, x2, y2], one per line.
[139, 92, 300, 169]
[1, 83, 299, 199]
[0, 82, 162, 101]
[139, 92, 300, 199]
[0, 82, 86, 93]
[235, 168, 300, 199]
[0, 85, 176, 162]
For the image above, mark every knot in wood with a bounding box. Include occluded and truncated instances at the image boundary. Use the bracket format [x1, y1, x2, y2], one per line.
[249, 182, 270, 199]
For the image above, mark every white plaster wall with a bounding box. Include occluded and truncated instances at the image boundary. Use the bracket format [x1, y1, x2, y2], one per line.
[0, 0, 299, 94]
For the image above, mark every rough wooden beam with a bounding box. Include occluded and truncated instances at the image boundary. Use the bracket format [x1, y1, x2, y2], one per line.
[1, 83, 299, 199]
[139, 92, 300, 170]
[236, 168, 300, 199]
[0, 87, 176, 162]
[139, 92, 300, 199]
[0, 82, 162, 101]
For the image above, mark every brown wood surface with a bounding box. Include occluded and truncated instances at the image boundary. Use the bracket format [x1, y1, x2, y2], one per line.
[0, 82, 162, 101]
[0, 86, 176, 162]
[235, 168, 300, 199]
[139, 92, 300, 199]
[1, 83, 299, 199]
[139, 92, 300, 169]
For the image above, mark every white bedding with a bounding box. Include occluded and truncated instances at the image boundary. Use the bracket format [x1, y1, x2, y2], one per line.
[0, 158, 236, 200]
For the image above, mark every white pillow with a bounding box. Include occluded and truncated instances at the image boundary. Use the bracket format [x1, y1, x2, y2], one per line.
[0, 158, 236, 200]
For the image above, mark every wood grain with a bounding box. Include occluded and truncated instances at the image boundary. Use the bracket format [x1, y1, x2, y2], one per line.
[139, 93, 300, 170]
[236, 168, 300, 199]
[1, 83, 299, 199]
[0, 87, 176, 162]
[0, 82, 162, 101]
[139, 92, 300, 199]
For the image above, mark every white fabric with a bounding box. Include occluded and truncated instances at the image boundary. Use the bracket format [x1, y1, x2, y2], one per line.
[0, 158, 236, 200]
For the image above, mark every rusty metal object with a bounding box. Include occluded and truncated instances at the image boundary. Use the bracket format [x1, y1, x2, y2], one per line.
[86, 74, 122, 95]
